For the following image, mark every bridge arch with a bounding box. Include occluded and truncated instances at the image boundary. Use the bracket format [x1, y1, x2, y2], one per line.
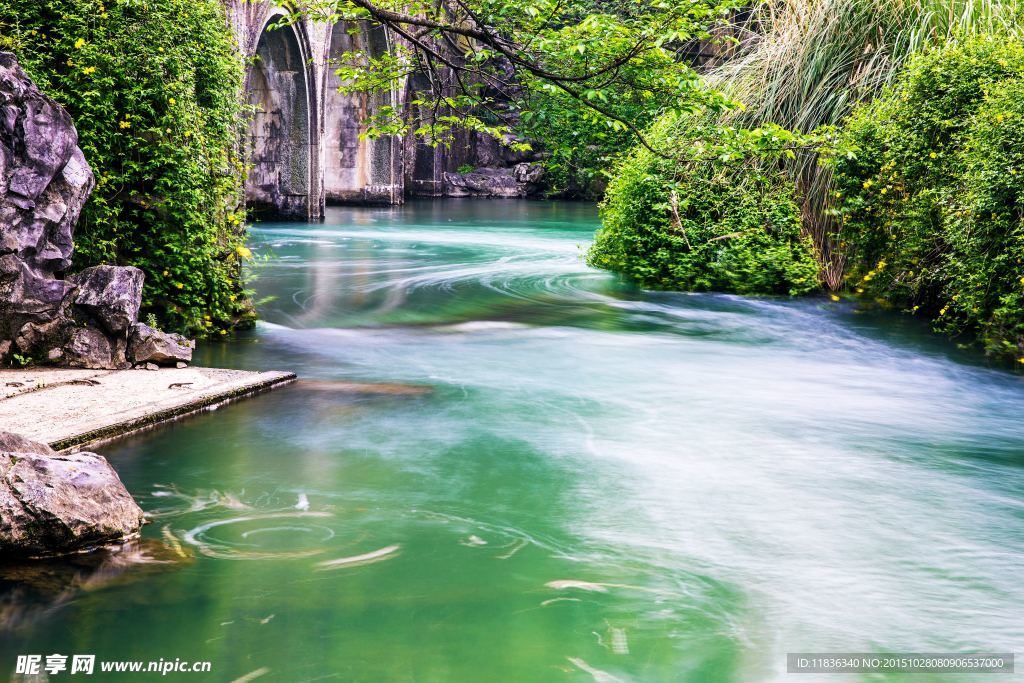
[322, 20, 403, 204]
[244, 13, 323, 220]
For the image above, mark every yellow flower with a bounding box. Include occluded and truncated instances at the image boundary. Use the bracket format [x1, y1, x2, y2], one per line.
[939, 306, 948, 315]
[82, 66, 96, 75]
[830, 294, 841, 302]
[1018, 357, 1024, 364]
[119, 120, 131, 129]
[168, 97, 176, 106]
[1019, 276, 1024, 285]
[856, 287, 864, 294]
[162, 270, 169, 276]
[880, 187, 888, 195]
[74, 38, 86, 49]
[235, 246, 252, 259]
[219, 329, 228, 335]
[175, 282, 184, 289]
[929, 152, 937, 159]
[862, 179, 873, 189]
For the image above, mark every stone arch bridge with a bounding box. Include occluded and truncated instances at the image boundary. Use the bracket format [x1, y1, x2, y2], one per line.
[223, 1, 536, 220]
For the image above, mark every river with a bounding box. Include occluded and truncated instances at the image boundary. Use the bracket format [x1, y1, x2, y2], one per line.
[3, 200, 1022, 682]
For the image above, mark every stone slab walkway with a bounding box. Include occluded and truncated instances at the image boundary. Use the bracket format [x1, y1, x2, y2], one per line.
[0, 367, 295, 451]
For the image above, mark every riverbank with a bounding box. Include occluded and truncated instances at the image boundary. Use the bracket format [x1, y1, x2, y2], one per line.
[0, 367, 295, 452]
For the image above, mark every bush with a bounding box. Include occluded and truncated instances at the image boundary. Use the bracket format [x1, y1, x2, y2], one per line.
[0, 0, 253, 336]
[588, 114, 821, 295]
[831, 36, 1024, 360]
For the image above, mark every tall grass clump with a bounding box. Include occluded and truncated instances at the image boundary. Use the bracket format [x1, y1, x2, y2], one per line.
[711, 0, 1022, 286]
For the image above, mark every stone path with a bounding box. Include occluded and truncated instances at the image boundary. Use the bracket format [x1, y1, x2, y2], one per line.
[0, 367, 295, 451]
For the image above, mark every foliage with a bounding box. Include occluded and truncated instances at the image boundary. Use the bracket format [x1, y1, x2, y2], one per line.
[516, 80, 645, 198]
[588, 114, 820, 295]
[676, 0, 1021, 284]
[829, 36, 1024, 360]
[288, 0, 746, 161]
[0, 0, 253, 336]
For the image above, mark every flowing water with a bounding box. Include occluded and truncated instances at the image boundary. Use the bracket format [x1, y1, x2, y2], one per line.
[3, 200, 1023, 682]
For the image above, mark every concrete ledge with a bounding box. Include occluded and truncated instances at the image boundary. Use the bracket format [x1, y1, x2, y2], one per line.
[0, 367, 295, 452]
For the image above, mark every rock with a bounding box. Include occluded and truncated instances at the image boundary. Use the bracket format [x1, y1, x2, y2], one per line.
[513, 162, 543, 185]
[0, 432, 53, 456]
[65, 327, 117, 369]
[129, 323, 194, 365]
[0, 432, 144, 557]
[0, 53, 189, 369]
[0, 54, 92, 275]
[175, 361, 187, 369]
[69, 265, 144, 335]
[145, 362, 158, 371]
[443, 165, 543, 198]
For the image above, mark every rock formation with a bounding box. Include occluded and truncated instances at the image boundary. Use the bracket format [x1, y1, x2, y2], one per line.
[0, 52, 191, 368]
[443, 162, 544, 198]
[0, 431, 145, 557]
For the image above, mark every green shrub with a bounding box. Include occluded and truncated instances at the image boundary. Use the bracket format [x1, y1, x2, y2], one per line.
[831, 36, 1024, 361]
[588, 114, 821, 295]
[0, 0, 253, 336]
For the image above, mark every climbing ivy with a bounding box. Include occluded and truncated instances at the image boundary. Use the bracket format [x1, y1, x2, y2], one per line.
[0, 0, 253, 337]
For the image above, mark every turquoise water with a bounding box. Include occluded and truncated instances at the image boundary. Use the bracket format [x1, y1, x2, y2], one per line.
[2, 200, 1022, 682]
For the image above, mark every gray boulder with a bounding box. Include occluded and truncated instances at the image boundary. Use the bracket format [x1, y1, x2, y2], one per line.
[0, 432, 54, 456]
[443, 164, 543, 198]
[0, 54, 92, 275]
[129, 323, 194, 365]
[0, 52, 190, 369]
[65, 326, 130, 369]
[0, 432, 144, 557]
[69, 265, 144, 335]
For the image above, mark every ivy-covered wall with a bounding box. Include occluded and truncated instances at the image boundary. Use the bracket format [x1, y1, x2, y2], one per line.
[0, 0, 253, 337]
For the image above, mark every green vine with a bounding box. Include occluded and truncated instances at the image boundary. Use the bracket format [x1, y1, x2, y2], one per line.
[0, 0, 253, 337]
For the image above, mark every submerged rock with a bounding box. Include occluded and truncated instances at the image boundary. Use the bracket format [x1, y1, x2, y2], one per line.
[0, 431, 144, 557]
[129, 323, 194, 365]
